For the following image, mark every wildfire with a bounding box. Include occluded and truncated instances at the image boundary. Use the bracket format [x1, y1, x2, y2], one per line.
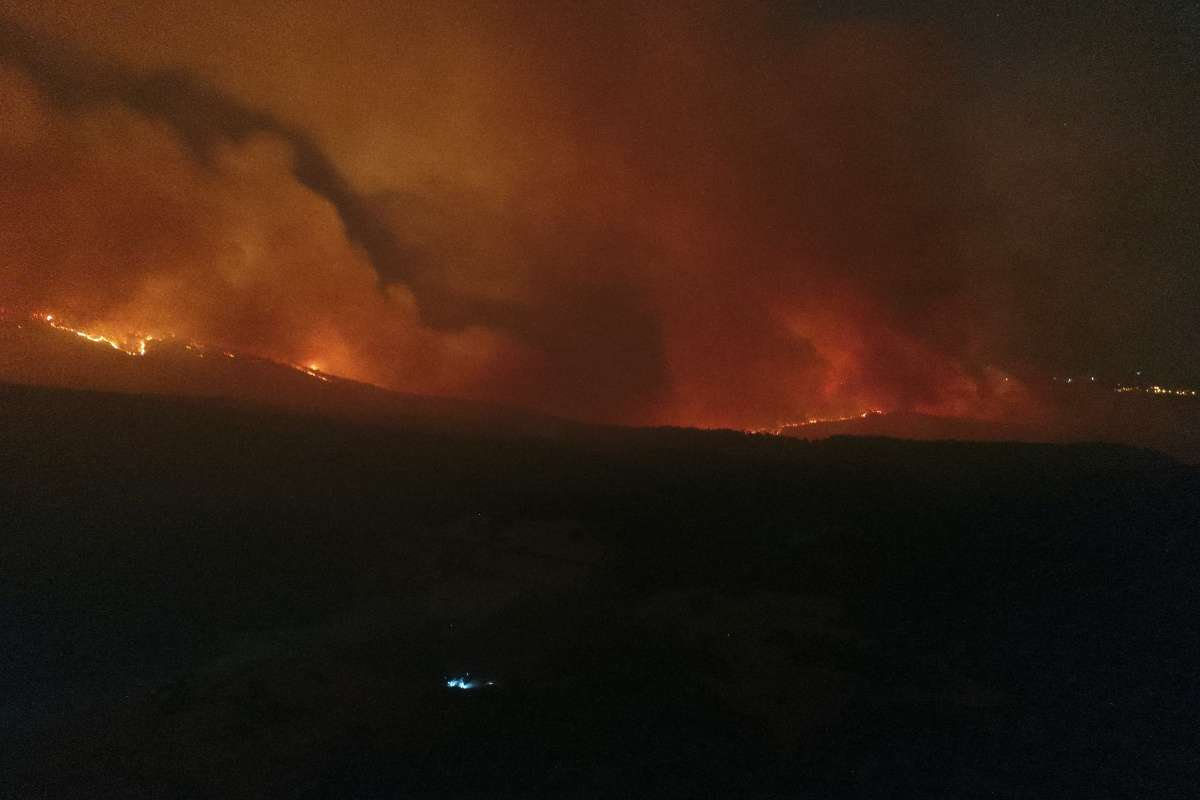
[295, 363, 329, 382]
[38, 313, 161, 357]
[28, 312, 331, 383]
[752, 409, 884, 435]
[784, 409, 883, 427]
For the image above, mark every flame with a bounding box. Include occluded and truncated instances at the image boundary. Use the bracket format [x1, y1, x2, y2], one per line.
[294, 362, 330, 382]
[37, 312, 160, 357]
[750, 409, 884, 435]
[21, 310, 1200, 415]
[30, 312, 332, 383]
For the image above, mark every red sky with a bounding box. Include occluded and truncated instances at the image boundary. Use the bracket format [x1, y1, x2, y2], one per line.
[1, 2, 1195, 427]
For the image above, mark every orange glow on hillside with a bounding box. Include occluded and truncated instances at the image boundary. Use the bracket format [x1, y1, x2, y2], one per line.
[746, 410, 886, 435]
[777, 410, 885, 432]
[29, 312, 333, 383]
[38, 312, 161, 357]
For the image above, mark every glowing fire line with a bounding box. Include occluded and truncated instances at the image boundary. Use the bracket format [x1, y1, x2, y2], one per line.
[777, 409, 883, 431]
[39, 313, 160, 357]
[296, 363, 329, 382]
[31, 312, 330, 382]
[749, 409, 884, 435]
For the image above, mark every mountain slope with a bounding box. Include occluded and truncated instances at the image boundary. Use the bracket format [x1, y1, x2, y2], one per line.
[780, 402, 1200, 464]
[0, 313, 574, 437]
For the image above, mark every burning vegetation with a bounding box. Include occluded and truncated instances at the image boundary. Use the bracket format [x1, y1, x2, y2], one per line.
[38, 313, 161, 357]
[24, 311, 330, 383]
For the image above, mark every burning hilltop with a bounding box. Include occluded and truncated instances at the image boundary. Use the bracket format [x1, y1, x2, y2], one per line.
[0, 309, 569, 437]
[29, 311, 328, 380]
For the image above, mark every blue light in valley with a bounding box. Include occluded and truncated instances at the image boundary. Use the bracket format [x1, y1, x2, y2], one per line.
[445, 673, 495, 690]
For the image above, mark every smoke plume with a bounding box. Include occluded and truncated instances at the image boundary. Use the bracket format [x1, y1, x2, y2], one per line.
[2, 2, 1193, 426]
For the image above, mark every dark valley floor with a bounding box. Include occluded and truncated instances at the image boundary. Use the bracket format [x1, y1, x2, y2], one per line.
[2, 382, 1197, 798]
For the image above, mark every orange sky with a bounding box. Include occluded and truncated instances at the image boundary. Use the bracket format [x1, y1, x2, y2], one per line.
[1, 2, 1194, 426]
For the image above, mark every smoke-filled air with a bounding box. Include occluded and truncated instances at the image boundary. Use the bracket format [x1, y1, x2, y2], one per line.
[1, 1, 1195, 427]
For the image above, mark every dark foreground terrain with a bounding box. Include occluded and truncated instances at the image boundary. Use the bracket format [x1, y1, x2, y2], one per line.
[3, 382, 1198, 798]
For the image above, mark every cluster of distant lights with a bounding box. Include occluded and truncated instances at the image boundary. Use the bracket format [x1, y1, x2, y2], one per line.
[1053, 373, 1197, 398]
[25, 311, 329, 383]
[1115, 384, 1197, 397]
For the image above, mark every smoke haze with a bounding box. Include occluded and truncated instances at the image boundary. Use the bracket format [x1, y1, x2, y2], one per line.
[1, 2, 1195, 426]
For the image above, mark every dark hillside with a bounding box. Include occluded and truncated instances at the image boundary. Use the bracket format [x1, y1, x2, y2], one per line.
[2, 382, 1197, 797]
